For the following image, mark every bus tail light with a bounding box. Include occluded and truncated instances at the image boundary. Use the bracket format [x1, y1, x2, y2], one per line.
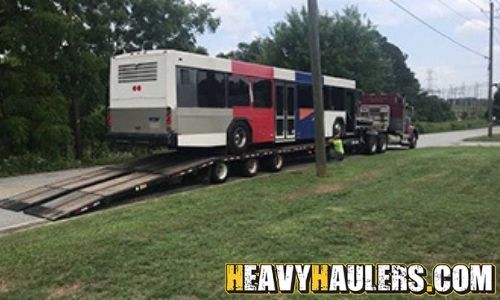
[107, 110, 112, 128]
[166, 107, 172, 127]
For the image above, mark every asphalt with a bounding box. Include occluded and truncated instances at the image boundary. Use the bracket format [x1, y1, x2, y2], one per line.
[1, 126, 499, 233]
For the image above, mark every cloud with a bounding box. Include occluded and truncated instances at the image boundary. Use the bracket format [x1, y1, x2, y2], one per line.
[457, 19, 489, 34]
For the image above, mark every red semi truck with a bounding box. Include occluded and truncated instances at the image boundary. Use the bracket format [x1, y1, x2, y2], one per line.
[343, 93, 418, 154]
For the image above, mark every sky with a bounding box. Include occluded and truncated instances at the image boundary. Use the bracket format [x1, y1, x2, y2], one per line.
[193, 0, 500, 99]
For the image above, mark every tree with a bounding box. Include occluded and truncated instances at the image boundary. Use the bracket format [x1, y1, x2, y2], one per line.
[219, 5, 455, 122]
[0, 0, 220, 159]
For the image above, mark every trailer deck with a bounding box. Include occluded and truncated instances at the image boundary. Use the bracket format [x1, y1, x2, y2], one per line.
[0, 144, 316, 221]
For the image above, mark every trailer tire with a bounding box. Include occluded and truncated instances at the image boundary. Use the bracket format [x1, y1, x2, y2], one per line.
[377, 134, 388, 153]
[210, 161, 229, 184]
[262, 154, 284, 172]
[227, 121, 251, 154]
[365, 134, 378, 155]
[409, 135, 417, 149]
[238, 158, 259, 177]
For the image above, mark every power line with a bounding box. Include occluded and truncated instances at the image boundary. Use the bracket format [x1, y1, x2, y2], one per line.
[388, 0, 488, 59]
[437, 0, 473, 22]
[466, 0, 490, 18]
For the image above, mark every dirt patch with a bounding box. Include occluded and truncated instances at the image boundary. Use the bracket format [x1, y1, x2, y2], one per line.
[0, 278, 8, 293]
[48, 282, 82, 300]
[343, 222, 380, 241]
[316, 171, 380, 194]
[285, 171, 381, 201]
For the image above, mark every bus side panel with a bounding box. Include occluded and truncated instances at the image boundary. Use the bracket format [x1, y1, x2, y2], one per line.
[176, 108, 232, 147]
[324, 111, 346, 137]
[296, 108, 315, 140]
[295, 110, 346, 140]
[233, 107, 275, 143]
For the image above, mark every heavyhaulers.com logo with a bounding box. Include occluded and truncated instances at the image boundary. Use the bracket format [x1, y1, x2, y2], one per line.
[225, 264, 495, 295]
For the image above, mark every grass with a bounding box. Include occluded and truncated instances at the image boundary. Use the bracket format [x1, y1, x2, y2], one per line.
[0, 148, 499, 299]
[464, 133, 500, 142]
[416, 119, 487, 134]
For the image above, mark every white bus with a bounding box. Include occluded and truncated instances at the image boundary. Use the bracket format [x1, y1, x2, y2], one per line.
[108, 49, 357, 153]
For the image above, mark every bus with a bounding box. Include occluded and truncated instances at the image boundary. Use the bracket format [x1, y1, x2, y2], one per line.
[107, 49, 357, 153]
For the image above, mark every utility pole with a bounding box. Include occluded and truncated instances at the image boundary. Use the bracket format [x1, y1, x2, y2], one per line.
[307, 0, 327, 177]
[488, 0, 494, 137]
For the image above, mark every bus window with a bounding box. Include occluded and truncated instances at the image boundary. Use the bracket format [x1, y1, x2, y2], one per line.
[228, 75, 250, 107]
[298, 84, 313, 108]
[253, 79, 272, 108]
[323, 86, 332, 110]
[177, 67, 197, 107]
[332, 87, 346, 110]
[197, 70, 226, 108]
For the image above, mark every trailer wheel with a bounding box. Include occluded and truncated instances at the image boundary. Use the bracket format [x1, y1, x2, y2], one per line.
[238, 158, 259, 177]
[227, 122, 251, 154]
[365, 134, 378, 155]
[377, 134, 388, 153]
[210, 161, 229, 184]
[262, 154, 284, 172]
[409, 135, 417, 149]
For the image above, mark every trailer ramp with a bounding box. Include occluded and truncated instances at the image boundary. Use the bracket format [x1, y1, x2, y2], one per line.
[0, 143, 317, 221]
[0, 153, 216, 220]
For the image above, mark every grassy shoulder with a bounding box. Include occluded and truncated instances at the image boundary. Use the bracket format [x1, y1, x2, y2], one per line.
[0, 148, 499, 299]
[463, 133, 500, 142]
[416, 119, 487, 134]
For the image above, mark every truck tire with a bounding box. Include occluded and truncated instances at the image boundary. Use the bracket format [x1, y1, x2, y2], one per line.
[238, 158, 259, 177]
[409, 135, 417, 149]
[377, 134, 388, 153]
[262, 154, 284, 172]
[210, 161, 229, 184]
[365, 134, 378, 155]
[227, 122, 251, 154]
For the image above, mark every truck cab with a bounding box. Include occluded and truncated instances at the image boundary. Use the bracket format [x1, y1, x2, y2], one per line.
[359, 93, 418, 148]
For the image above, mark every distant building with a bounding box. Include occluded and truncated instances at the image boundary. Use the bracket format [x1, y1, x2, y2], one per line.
[447, 97, 487, 119]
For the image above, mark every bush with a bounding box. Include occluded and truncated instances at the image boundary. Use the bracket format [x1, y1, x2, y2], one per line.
[417, 119, 487, 134]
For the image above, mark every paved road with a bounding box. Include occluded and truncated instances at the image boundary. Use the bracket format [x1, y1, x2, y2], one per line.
[1, 127, 499, 233]
[0, 166, 103, 233]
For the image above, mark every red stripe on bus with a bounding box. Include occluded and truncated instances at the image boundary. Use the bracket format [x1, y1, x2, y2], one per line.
[231, 61, 274, 79]
[233, 107, 275, 143]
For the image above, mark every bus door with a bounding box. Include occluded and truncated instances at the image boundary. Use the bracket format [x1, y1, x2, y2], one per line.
[275, 82, 296, 141]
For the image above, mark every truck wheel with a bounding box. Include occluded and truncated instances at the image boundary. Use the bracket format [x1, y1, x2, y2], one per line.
[238, 158, 259, 177]
[409, 136, 417, 149]
[262, 154, 284, 172]
[377, 134, 388, 153]
[210, 161, 229, 184]
[227, 122, 251, 154]
[365, 134, 378, 155]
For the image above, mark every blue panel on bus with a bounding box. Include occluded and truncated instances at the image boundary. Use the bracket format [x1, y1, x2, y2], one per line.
[295, 109, 315, 141]
[295, 72, 325, 84]
[295, 71, 312, 84]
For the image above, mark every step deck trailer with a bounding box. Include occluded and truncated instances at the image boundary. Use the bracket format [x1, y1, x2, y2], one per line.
[0, 143, 330, 221]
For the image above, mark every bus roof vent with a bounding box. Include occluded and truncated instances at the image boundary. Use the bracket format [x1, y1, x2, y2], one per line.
[118, 61, 157, 83]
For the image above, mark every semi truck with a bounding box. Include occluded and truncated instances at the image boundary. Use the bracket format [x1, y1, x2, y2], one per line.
[343, 93, 419, 155]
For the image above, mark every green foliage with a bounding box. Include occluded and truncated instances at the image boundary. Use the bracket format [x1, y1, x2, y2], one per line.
[0, 0, 219, 165]
[416, 119, 487, 134]
[1, 148, 500, 298]
[219, 5, 454, 123]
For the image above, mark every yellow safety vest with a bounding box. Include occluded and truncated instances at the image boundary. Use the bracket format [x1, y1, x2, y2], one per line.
[333, 139, 344, 155]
